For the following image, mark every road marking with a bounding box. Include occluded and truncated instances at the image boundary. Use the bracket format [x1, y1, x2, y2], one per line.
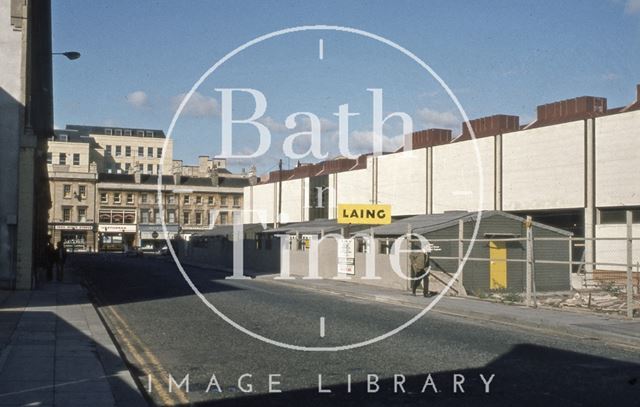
[91, 288, 189, 406]
[320, 317, 325, 338]
[318, 39, 324, 60]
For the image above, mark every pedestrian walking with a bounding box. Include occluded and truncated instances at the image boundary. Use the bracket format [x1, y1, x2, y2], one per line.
[46, 239, 56, 282]
[55, 241, 68, 282]
[410, 246, 432, 297]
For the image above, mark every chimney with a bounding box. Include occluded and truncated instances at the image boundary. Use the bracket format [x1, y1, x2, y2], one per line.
[410, 129, 452, 149]
[198, 155, 210, 176]
[210, 164, 219, 187]
[248, 165, 257, 186]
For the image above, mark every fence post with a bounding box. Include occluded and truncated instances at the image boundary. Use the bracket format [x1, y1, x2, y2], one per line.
[526, 216, 533, 307]
[568, 235, 574, 291]
[458, 219, 464, 292]
[627, 210, 633, 319]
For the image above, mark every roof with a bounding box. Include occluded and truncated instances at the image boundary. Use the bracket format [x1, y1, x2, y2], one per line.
[65, 124, 166, 139]
[368, 211, 573, 236]
[262, 218, 368, 235]
[97, 173, 250, 188]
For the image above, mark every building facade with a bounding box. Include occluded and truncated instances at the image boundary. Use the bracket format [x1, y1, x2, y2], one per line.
[47, 127, 252, 252]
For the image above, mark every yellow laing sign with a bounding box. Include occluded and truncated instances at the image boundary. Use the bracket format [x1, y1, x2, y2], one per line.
[337, 204, 391, 225]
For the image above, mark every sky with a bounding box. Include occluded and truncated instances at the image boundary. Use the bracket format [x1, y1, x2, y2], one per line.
[52, 0, 640, 174]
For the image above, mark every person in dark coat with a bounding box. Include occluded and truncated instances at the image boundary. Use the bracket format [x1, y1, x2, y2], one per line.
[46, 240, 56, 282]
[410, 247, 432, 297]
[55, 241, 68, 282]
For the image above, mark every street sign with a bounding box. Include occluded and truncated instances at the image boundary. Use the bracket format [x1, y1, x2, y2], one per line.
[337, 204, 391, 225]
[337, 238, 355, 275]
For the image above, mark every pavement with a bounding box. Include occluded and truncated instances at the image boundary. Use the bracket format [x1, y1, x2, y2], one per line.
[0, 266, 147, 407]
[253, 273, 640, 350]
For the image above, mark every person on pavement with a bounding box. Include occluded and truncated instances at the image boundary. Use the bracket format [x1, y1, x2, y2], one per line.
[55, 241, 68, 282]
[410, 245, 433, 297]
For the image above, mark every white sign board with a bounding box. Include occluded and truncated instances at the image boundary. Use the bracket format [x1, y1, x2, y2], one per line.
[337, 238, 355, 275]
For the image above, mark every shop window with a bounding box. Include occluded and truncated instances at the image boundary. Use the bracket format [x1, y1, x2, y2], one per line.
[124, 212, 135, 224]
[99, 212, 111, 223]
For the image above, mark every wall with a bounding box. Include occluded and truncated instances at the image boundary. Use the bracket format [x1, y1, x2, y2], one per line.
[502, 121, 585, 210]
[280, 178, 305, 223]
[335, 168, 372, 207]
[595, 224, 640, 272]
[595, 110, 640, 207]
[377, 149, 427, 216]
[432, 137, 495, 212]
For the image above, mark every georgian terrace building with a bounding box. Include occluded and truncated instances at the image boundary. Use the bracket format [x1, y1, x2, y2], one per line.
[47, 125, 253, 251]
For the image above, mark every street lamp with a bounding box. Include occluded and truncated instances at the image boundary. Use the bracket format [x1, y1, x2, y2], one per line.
[52, 51, 81, 60]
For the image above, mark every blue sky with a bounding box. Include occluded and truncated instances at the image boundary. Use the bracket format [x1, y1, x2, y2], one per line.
[52, 0, 640, 173]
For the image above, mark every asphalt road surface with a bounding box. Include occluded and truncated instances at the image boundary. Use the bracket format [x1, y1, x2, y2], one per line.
[72, 253, 640, 406]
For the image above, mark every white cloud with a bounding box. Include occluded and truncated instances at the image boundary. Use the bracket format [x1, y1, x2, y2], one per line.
[416, 108, 459, 129]
[626, 0, 640, 13]
[126, 90, 149, 108]
[349, 130, 404, 154]
[602, 72, 619, 81]
[258, 116, 289, 133]
[258, 115, 338, 134]
[172, 92, 219, 117]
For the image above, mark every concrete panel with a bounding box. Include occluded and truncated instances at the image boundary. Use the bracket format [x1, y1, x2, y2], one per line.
[596, 110, 640, 207]
[336, 169, 372, 206]
[377, 149, 427, 216]
[432, 137, 495, 212]
[503, 121, 584, 210]
[595, 224, 640, 272]
[280, 178, 304, 223]
[250, 183, 276, 225]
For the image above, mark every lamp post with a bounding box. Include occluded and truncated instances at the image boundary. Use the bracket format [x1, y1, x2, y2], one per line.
[52, 51, 81, 60]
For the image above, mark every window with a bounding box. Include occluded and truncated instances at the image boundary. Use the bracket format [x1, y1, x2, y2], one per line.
[183, 211, 190, 224]
[78, 207, 87, 222]
[105, 145, 112, 155]
[168, 195, 176, 204]
[220, 212, 228, 225]
[220, 195, 227, 206]
[125, 146, 131, 157]
[78, 185, 86, 199]
[183, 195, 190, 204]
[147, 147, 153, 157]
[114, 193, 121, 204]
[63, 184, 71, 198]
[105, 128, 113, 135]
[124, 211, 135, 224]
[114, 129, 122, 136]
[233, 196, 240, 207]
[73, 153, 80, 166]
[100, 193, 108, 204]
[141, 193, 148, 204]
[115, 145, 122, 156]
[124, 129, 132, 136]
[208, 196, 214, 205]
[195, 212, 202, 225]
[59, 153, 66, 165]
[140, 210, 150, 223]
[196, 195, 202, 205]
[58, 134, 68, 142]
[154, 209, 161, 224]
[138, 146, 144, 157]
[137, 130, 144, 137]
[125, 163, 131, 172]
[47, 152, 52, 164]
[139, 164, 144, 173]
[379, 239, 392, 255]
[146, 131, 154, 137]
[62, 207, 71, 222]
[126, 193, 134, 204]
[157, 147, 163, 158]
[147, 164, 153, 174]
[167, 210, 176, 223]
[599, 208, 640, 224]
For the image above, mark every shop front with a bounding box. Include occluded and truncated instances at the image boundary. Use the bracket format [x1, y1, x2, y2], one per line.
[98, 224, 137, 252]
[139, 224, 180, 252]
[50, 224, 96, 252]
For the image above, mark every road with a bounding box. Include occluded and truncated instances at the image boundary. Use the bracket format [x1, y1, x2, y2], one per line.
[72, 253, 640, 406]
